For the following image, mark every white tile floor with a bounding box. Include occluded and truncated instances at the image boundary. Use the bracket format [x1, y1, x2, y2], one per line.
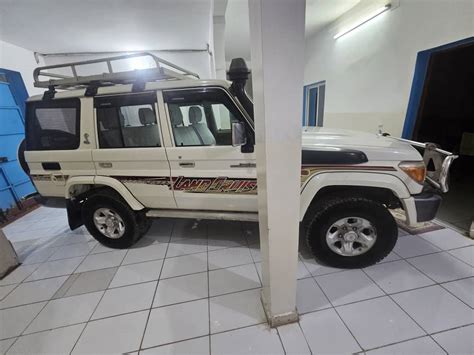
[1, 207, 473, 354]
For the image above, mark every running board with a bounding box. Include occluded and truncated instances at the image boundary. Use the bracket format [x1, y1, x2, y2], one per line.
[146, 209, 259, 222]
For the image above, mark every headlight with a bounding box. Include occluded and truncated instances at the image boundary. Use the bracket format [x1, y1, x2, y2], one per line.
[399, 161, 426, 184]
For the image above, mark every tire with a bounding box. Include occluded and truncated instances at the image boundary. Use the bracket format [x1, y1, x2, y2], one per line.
[305, 196, 397, 268]
[82, 193, 141, 248]
[138, 213, 152, 236]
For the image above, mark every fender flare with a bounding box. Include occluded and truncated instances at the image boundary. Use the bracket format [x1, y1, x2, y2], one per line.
[65, 175, 145, 211]
[299, 171, 411, 221]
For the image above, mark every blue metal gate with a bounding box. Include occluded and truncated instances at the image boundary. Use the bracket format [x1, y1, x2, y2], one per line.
[0, 69, 35, 211]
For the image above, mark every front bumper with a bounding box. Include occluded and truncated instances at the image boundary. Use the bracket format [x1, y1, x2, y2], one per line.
[413, 192, 442, 222]
[389, 137, 458, 193]
[401, 192, 442, 226]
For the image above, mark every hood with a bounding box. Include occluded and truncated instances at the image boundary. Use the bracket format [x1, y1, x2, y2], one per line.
[302, 127, 422, 162]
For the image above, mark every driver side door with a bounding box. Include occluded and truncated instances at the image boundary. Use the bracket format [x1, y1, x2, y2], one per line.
[161, 87, 257, 212]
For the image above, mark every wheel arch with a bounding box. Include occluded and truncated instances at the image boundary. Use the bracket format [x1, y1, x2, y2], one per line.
[65, 176, 145, 211]
[300, 172, 410, 221]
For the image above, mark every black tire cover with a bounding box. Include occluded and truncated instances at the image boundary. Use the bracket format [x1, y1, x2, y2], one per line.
[18, 139, 30, 175]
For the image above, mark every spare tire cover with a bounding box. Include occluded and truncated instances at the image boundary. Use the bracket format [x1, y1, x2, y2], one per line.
[17, 139, 30, 175]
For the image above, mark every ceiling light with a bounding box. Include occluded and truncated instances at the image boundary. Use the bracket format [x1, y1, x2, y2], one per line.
[130, 56, 150, 70]
[334, 4, 391, 39]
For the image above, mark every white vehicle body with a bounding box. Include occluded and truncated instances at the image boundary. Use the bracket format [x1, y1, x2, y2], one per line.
[24, 77, 440, 225]
[300, 128, 425, 225]
[21, 53, 456, 267]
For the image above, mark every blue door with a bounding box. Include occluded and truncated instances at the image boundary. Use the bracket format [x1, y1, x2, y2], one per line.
[0, 69, 35, 211]
[402, 37, 474, 138]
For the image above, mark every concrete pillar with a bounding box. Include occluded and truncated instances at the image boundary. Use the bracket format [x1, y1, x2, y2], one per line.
[213, 16, 227, 80]
[249, 0, 306, 326]
[0, 229, 19, 278]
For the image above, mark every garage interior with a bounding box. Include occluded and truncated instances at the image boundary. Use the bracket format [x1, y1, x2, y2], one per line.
[411, 41, 474, 233]
[1, 0, 473, 354]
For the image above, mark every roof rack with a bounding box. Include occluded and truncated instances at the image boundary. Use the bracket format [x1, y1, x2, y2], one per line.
[33, 52, 200, 90]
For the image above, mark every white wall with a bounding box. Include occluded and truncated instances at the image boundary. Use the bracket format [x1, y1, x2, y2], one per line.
[305, 0, 474, 137]
[0, 40, 44, 96]
[213, 16, 227, 80]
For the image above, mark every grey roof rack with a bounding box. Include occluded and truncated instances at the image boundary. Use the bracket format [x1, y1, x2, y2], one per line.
[33, 52, 199, 89]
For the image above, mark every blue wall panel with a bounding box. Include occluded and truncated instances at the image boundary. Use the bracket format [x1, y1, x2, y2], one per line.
[0, 70, 35, 211]
[0, 190, 16, 210]
[2, 108, 24, 134]
[0, 83, 16, 106]
[1, 69, 29, 118]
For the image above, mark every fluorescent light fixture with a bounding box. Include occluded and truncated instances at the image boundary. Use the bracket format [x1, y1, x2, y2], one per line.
[334, 4, 391, 39]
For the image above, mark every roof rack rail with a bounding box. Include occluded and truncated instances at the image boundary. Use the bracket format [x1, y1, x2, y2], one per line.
[33, 52, 200, 90]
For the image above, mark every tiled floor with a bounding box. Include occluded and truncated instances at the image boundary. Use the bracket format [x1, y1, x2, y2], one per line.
[0, 207, 473, 354]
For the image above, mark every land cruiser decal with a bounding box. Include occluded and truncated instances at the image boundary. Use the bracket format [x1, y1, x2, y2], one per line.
[30, 174, 52, 182]
[112, 165, 395, 194]
[115, 176, 172, 187]
[30, 174, 69, 182]
[301, 165, 396, 184]
[117, 176, 258, 194]
[174, 177, 257, 194]
[31, 165, 395, 194]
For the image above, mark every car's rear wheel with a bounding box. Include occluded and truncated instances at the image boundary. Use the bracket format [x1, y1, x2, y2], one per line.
[82, 193, 141, 248]
[305, 196, 398, 268]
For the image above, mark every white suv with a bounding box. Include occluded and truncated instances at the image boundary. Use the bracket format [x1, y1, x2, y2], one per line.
[19, 53, 456, 268]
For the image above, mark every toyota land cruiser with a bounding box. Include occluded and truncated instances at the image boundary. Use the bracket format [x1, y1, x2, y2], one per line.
[19, 53, 457, 268]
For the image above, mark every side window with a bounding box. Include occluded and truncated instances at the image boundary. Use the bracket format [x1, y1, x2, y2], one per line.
[211, 104, 232, 131]
[303, 81, 325, 127]
[95, 93, 161, 148]
[26, 98, 80, 151]
[164, 89, 241, 147]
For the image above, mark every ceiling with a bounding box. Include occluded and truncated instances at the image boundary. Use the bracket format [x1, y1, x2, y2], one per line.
[225, 0, 360, 61]
[0, 0, 212, 53]
[0, 0, 360, 60]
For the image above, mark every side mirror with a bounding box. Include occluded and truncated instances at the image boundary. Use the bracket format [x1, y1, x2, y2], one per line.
[232, 122, 247, 147]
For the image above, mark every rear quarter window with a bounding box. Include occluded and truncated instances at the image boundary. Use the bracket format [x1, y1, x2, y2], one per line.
[26, 98, 80, 150]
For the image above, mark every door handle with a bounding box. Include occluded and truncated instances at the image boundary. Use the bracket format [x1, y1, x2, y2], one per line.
[230, 163, 256, 168]
[99, 162, 113, 168]
[42, 162, 61, 170]
[179, 162, 195, 168]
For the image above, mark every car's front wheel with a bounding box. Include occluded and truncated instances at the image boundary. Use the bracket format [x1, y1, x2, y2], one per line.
[82, 193, 142, 248]
[305, 196, 398, 268]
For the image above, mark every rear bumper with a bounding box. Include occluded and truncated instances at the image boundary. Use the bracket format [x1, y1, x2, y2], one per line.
[33, 194, 67, 208]
[413, 192, 442, 222]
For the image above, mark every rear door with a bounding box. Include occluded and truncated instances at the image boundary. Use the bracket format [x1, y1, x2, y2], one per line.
[160, 87, 257, 212]
[92, 92, 175, 209]
[25, 97, 95, 198]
